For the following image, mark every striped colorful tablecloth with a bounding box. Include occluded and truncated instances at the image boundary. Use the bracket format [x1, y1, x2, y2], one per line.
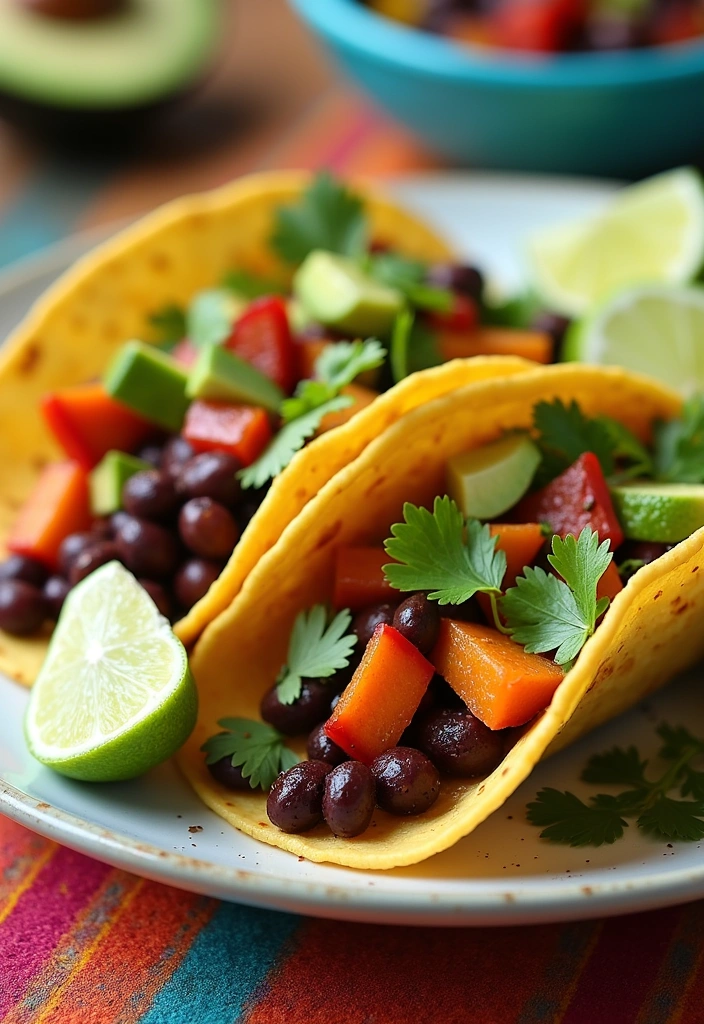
[3, 5, 704, 1017]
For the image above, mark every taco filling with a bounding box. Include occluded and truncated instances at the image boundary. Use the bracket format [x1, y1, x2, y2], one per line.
[1, 171, 551, 679]
[191, 371, 704, 860]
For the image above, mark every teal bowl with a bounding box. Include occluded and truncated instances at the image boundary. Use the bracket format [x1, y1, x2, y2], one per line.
[291, 0, 704, 176]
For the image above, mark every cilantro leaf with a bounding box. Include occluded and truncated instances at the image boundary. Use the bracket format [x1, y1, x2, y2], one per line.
[581, 745, 648, 787]
[383, 497, 506, 606]
[280, 380, 338, 423]
[148, 303, 187, 348]
[186, 289, 241, 348]
[222, 269, 287, 299]
[200, 718, 298, 791]
[390, 308, 414, 383]
[601, 418, 653, 480]
[276, 606, 357, 704]
[654, 395, 704, 483]
[239, 395, 351, 489]
[527, 788, 628, 846]
[502, 528, 612, 666]
[637, 797, 704, 841]
[368, 253, 452, 313]
[657, 722, 704, 761]
[271, 172, 367, 265]
[533, 399, 616, 484]
[314, 338, 386, 390]
[681, 767, 704, 801]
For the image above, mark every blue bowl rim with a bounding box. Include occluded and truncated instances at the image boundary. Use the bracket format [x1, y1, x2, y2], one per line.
[291, 0, 704, 87]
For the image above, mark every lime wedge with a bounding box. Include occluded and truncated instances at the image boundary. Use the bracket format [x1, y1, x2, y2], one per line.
[564, 284, 704, 396]
[25, 562, 197, 781]
[528, 168, 704, 317]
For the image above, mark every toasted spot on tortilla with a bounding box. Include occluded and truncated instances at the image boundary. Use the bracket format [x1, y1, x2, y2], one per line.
[18, 342, 42, 376]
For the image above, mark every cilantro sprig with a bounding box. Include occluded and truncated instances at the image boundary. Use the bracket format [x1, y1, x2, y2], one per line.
[276, 605, 357, 704]
[502, 529, 612, 667]
[240, 338, 385, 489]
[654, 395, 704, 483]
[201, 718, 298, 791]
[528, 723, 704, 846]
[148, 303, 187, 349]
[367, 253, 452, 313]
[383, 497, 507, 618]
[271, 172, 367, 265]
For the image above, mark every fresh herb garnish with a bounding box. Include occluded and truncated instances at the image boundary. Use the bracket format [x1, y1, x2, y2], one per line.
[654, 395, 704, 483]
[186, 289, 242, 348]
[383, 497, 507, 616]
[367, 253, 452, 313]
[390, 308, 414, 383]
[148, 303, 187, 348]
[271, 172, 367, 265]
[222, 268, 288, 299]
[201, 718, 298, 791]
[528, 723, 704, 846]
[389, 309, 442, 383]
[241, 339, 385, 488]
[276, 605, 357, 705]
[501, 528, 612, 667]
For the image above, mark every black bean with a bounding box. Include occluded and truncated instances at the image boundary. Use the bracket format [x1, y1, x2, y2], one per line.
[57, 531, 94, 577]
[307, 723, 349, 766]
[392, 593, 440, 654]
[427, 262, 484, 301]
[531, 310, 571, 348]
[90, 518, 114, 541]
[135, 443, 164, 469]
[0, 554, 48, 588]
[161, 436, 195, 479]
[178, 497, 239, 560]
[176, 452, 242, 509]
[267, 760, 332, 833]
[418, 707, 505, 777]
[323, 761, 376, 838]
[352, 602, 397, 649]
[0, 580, 47, 635]
[110, 510, 131, 535]
[138, 578, 172, 619]
[370, 747, 440, 816]
[68, 541, 122, 586]
[207, 755, 252, 791]
[173, 558, 221, 610]
[260, 680, 332, 736]
[114, 516, 179, 579]
[122, 470, 179, 522]
[43, 575, 70, 619]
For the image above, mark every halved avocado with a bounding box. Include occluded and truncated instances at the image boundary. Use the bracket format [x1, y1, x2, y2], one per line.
[0, 0, 219, 110]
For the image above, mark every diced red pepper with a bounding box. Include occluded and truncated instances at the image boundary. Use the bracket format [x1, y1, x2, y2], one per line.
[428, 293, 478, 333]
[325, 624, 434, 763]
[41, 383, 152, 471]
[431, 619, 565, 730]
[171, 339, 199, 368]
[490, 0, 584, 52]
[333, 547, 398, 611]
[226, 296, 297, 394]
[7, 461, 91, 571]
[182, 400, 272, 466]
[513, 452, 624, 550]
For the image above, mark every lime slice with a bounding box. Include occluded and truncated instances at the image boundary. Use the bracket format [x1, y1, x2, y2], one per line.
[610, 482, 704, 543]
[564, 284, 704, 396]
[528, 168, 704, 317]
[25, 562, 197, 782]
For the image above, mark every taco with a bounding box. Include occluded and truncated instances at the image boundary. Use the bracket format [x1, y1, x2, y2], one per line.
[179, 362, 704, 869]
[0, 169, 544, 686]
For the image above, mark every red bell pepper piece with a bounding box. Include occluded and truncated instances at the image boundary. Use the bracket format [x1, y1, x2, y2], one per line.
[490, 0, 583, 52]
[226, 296, 297, 394]
[333, 547, 398, 611]
[513, 452, 624, 550]
[182, 400, 272, 466]
[428, 293, 478, 333]
[7, 461, 91, 571]
[596, 559, 624, 604]
[42, 383, 152, 471]
[325, 624, 434, 764]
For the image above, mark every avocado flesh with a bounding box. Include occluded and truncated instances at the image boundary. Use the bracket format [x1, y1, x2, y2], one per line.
[90, 451, 150, 517]
[186, 345, 284, 415]
[610, 482, 704, 543]
[294, 250, 404, 337]
[0, 0, 219, 108]
[446, 434, 542, 521]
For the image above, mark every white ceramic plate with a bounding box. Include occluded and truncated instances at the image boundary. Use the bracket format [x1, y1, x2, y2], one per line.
[2, 172, 704, 928]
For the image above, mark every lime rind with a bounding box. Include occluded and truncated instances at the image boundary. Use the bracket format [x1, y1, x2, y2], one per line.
[528, 168, 704, 317]
[25, 561, 197, 781]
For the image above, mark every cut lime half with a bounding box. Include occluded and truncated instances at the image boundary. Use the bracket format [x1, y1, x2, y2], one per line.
[564, 284, 704, 396]
[25, 561, 197, 782]
[528, 168, 704, 317]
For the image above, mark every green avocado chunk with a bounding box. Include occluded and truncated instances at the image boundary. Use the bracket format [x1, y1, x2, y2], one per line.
[610, 482, 704, 543]
[446, 434, 542, 521]
[104, 341, 189, 432]
[89, 451, 150, 517]
[186, 344, 283, 414]
[293, 250, 404, 336]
